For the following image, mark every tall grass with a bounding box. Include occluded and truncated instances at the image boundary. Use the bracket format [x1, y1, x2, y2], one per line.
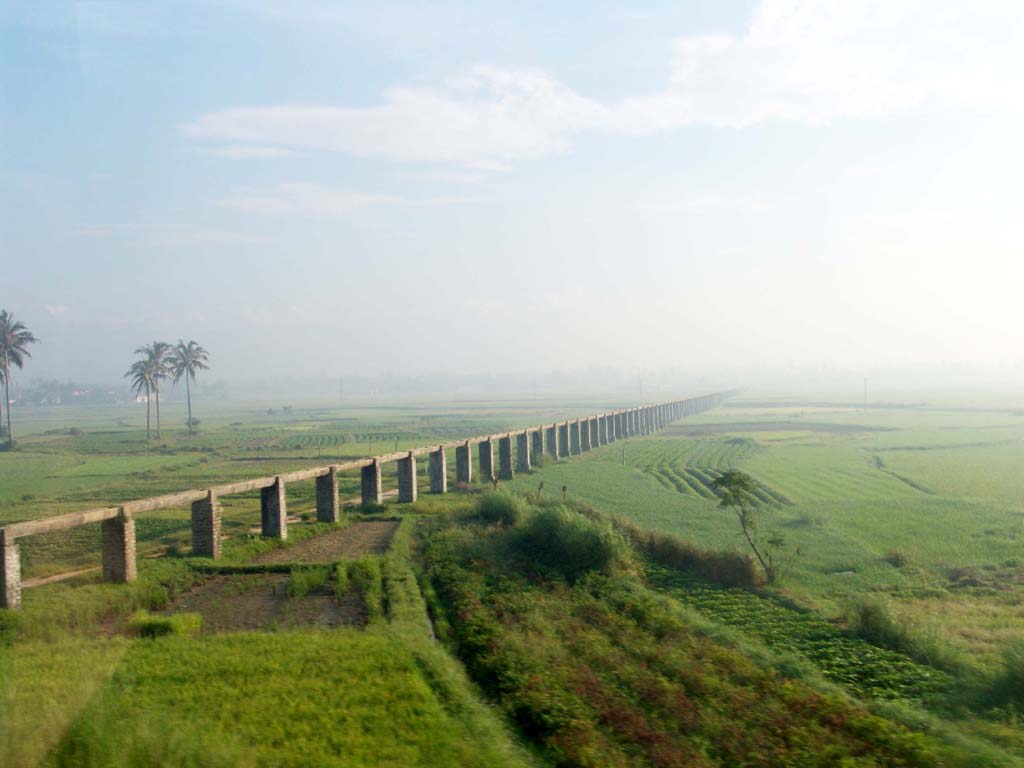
[844, 596, 969, 677]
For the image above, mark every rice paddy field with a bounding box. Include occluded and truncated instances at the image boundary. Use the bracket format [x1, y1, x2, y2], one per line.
[3, 390, 1024, 766]
[508, 394, 1024, 667]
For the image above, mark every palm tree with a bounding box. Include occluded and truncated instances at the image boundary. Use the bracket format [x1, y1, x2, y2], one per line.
[125, 359, 154, 441]
[170, 340, 209, 436]
[135, 341, 172, 439]
[0, 310, 40, 448]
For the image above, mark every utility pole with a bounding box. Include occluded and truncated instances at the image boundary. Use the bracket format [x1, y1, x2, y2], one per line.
[864, 378, 868, 411]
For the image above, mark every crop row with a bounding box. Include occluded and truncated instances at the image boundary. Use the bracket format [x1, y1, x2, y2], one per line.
[651, 566, 954, 702]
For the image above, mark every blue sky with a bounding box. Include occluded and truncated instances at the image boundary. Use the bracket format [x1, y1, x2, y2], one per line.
[2, 1, 1023, 384]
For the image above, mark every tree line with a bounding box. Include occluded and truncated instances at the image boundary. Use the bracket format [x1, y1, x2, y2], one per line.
[126, 340, 210, 440]
[0, 309, 213, 448]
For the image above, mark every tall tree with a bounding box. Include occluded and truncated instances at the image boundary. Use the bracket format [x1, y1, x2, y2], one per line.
[135, 341, 172, 439]
[125, 359, 153, 441]
[170, 340, 209, 436]
[0, 310, 40, 448]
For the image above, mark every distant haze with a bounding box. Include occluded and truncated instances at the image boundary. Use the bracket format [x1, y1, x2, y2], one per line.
[3, 1, 1023, 387]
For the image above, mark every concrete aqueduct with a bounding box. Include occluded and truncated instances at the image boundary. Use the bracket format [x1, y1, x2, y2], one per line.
[0, 392, 735, 610]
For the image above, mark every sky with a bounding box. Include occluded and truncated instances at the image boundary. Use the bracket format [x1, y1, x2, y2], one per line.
[2, 0, 1023, 388]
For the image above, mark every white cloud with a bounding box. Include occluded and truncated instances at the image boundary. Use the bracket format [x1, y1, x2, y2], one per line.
[44, 304, 68, 316]
[181, 1, 1021, 166]
[182, 66, 608, 166]
[75, 225, 270, 246]
[196, 145, 303, 159]
[213, 181, 473, 217]
[213, 182, 404, 216]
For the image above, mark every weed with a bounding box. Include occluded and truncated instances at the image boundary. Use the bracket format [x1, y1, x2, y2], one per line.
[285, 566, 330, 598]
[128, 610, 202, 638]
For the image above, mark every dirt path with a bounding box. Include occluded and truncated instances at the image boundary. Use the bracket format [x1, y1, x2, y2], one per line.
[22, 566, 99, 588]
[252, 520, 401, 565]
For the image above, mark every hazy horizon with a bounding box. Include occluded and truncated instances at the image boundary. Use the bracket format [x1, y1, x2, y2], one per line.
[4, 1, 1023, 385]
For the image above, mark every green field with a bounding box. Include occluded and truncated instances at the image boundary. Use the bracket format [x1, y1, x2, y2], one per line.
[2, 392, 1024, 766]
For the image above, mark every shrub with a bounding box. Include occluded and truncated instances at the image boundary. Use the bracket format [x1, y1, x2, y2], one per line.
[514, 506, 633, 582]
[845, 597, 911, 653]
[128, 610, 202, 638]
[475, 491, 526, 527]
[286, 566, 330, 598]
[348, 557, 384, 623]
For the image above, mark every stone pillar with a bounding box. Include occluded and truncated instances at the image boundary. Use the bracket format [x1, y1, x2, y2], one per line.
[498, 435, 514, 480]
[316, 466, 340, 523]
[546, 425, 559, 459]
[398, 452, 418, 503]
[191, 490, 222, 559]
[570, 420, 582, 455]
[1, 530, 21, 610]
[517, 431, 531, 472]
[581, 419, 591, 451]
[456, 442, 472, 484]
[429, 447, 447, 494]
[261, 477, 287, 540]
[479, 439, 495, 482]
[607, 413, 617, 442]
[558, 422, 570, 456]
[101, 508, 137, 583]
[631, 409, 639, 436]
[531, 429, 544, 462]
[361, 459, 383, 505]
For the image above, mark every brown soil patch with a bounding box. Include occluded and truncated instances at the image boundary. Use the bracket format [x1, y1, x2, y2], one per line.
[252, 520, 400, 565]
[166, 573, 365, 633]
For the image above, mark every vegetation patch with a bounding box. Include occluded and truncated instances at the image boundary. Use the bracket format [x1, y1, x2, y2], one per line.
[424, 517, 942, 767]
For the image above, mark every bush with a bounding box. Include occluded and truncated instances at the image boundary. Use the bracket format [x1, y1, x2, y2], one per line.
[475, 491, 526, 527]
[846, 597, 906, 650]
[286, 566, 330, 598]
[348, 557, 384, 623]
[515, 506, 633, 582]
[128, 610, 202, 638]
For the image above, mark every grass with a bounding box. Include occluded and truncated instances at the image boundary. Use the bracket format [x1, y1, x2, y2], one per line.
[6, 392, 1024, 765]
[46, 631, 527, 768]
[505, 402, 1024, 661]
